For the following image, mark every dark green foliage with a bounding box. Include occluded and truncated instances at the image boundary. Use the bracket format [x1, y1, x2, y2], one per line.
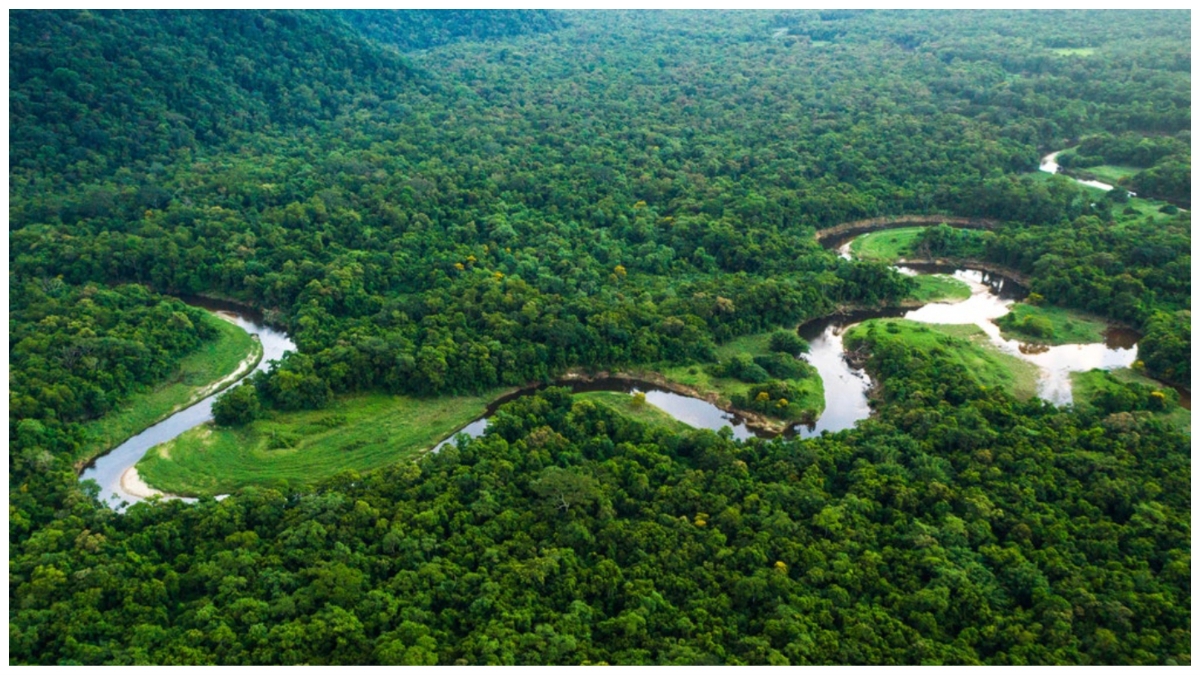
[212, 384, 262, 427]
[1131, 159, 1190, 205]
[753, 353, 813, 380]
[9, 377, 1190, 664]
[6, 9, 1192, 666]
[720, 354, 771, 384]
[9, 279, 218, 463]
[995, 313, 1055, 339]
[253, 354, 333, 411]
[1057, 132, 1188, 170]
[1086, 374, 1177, 414]
[767, 330, 809, 356]
[9, 10, 415, 182]
[1138, 311, 1191, 385]
[731, 380, 806, 415]
[1057, 132, 1190, 204]
[915, 223, 989, 259]
[340, 10, 564, 51]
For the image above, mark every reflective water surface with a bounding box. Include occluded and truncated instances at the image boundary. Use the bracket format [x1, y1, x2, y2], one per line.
[79, 298, 295, 509]
[1040, 150, 1131, 193]
[82, 252, 1183, 508]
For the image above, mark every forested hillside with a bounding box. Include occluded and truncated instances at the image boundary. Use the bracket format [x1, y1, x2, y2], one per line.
[9, 9, 1191, 665]
[340, 9, 563, 51]
[10, 10, 416, 180]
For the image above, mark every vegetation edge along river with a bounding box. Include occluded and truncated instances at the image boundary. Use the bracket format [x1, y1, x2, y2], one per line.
[94, 215, 935, 500]
[115, 214, 1179, 501]
[78, 297, 296, 508]
[14, 10, 1189, 665]
[72, 310, 264, 473]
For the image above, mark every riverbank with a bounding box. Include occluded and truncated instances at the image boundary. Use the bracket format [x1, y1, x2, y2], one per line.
[75, 310, 263, 472]
[1072, 368, 1191, 432]
[119, 467, 165, 500]
[994, 303, 1113, 346]
[814, 214, 999, 244]
[137, 389, 504, 496]
[136, 359, 824, 496]
[563, 368, 804, 435]
[574, 391, 695, 433]
[845, 319, 1041, 401]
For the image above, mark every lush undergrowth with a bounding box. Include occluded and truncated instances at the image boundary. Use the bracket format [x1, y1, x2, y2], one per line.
[656, 331, 824, 426]
[78, 313, 261, 461]
[845, 320, 1039, 401]
[138, 390, 502, 495]
[8, 9, 1191, 666]
[1071, 368, 1190, 432]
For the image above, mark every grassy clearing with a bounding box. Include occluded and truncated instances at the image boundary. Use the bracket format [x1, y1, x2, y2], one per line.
[1050, 47, 1095, 56]
[1072, 369, 1190, 432]
[1081, 164, 1140, 185]
[1115, 194, 1180, 221]
[1026, 170, 1110, 199]
[908, 274, 972, 303]
[575, 391, 694, 432]
[849, 226, 926, 262]
[845, 319, 1040, 400]
[654, 330, 824, 425]
[995, 302, 1110, 345]
[78, 312, 262, 460]
[138, 389, 502, 496]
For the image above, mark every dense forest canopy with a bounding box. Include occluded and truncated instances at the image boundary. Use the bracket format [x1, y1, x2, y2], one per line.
[8, 9, 1191, 665]
[339, 9, 564, 52]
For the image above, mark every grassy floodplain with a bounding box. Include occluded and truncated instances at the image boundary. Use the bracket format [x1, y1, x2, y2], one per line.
[78, 312, 262, 462]
[1072, 368, 1191, 432]
[845, 319, 1040, 400]
[138, 389, 503, 495]
[907, 274, 973, 304]
[995, 302, 1112, 345]
[655, 331, 824, 426]
[846, 227, 975, 303]
[1080, 164, 1141, 185]
[573, 391, 694, 433]
[849, 226, 926, 261]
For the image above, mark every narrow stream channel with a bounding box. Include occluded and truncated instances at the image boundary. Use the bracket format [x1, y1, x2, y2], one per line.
[80, 226, 1180, 508]
[1039, 149, 1129, 193]
[79, 298, 295, 509]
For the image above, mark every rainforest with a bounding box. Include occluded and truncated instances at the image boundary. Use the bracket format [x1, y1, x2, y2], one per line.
[8, 10, 1192, 665]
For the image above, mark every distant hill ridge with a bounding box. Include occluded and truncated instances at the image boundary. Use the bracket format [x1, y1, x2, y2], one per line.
[9, 10, 424, 176]
[339, 10, 565, 51]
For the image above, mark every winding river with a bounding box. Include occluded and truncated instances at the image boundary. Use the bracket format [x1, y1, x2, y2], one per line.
[79, 298, 295, 509]
[1040, 149, 1132, 194]
[80, 217, 1177, 507]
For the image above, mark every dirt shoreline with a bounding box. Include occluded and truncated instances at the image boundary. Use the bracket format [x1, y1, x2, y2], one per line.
[119, 466, 166, 500]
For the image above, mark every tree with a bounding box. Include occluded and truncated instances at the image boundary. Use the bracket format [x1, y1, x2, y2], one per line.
[768, 330, 810, 356]
[213, 384, 261, 426]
